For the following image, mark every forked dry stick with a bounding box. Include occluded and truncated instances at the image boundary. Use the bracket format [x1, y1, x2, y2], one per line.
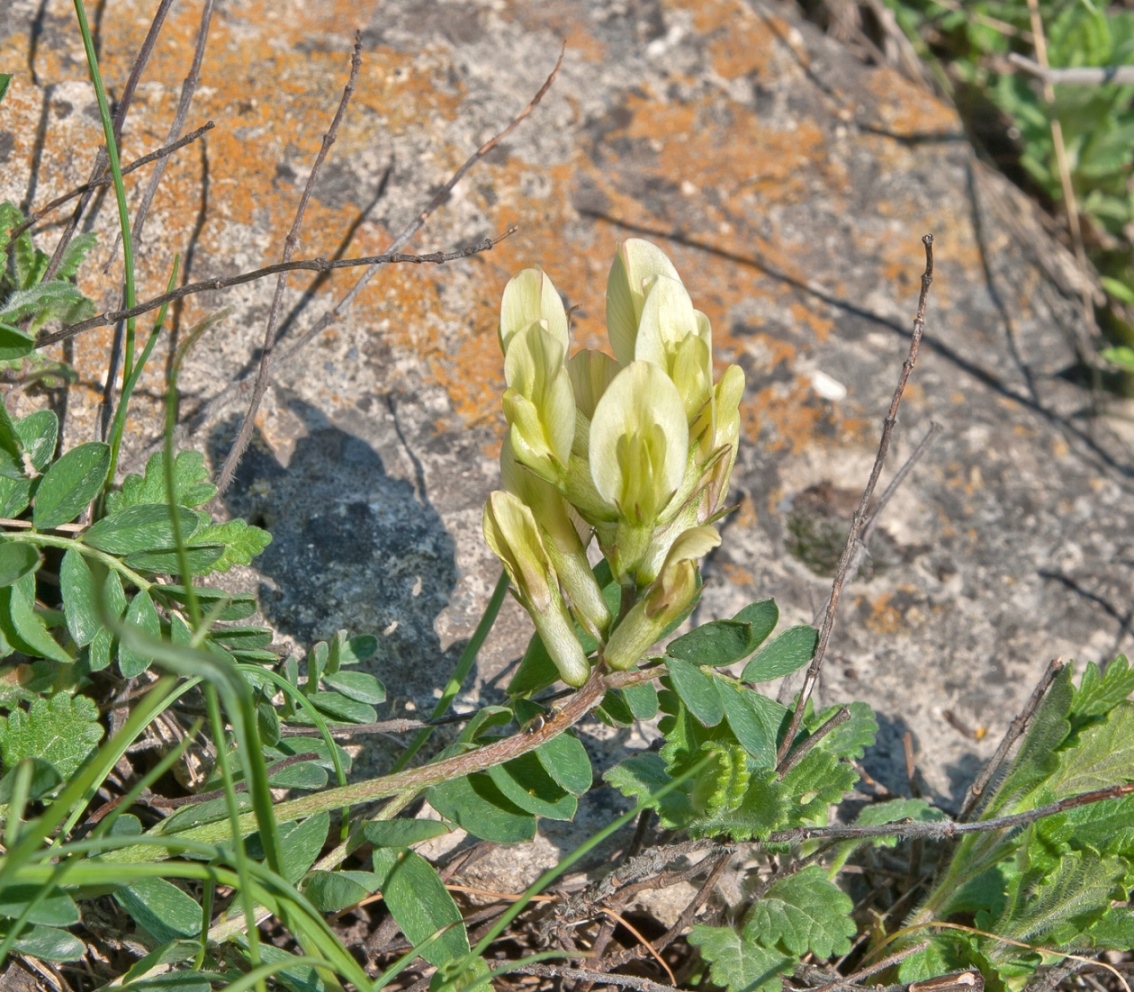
[214, 35, 364, 495]
[776, 235, 935, 769]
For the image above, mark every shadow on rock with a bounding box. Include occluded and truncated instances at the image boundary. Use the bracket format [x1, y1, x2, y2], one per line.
[214, 398, 459, 709]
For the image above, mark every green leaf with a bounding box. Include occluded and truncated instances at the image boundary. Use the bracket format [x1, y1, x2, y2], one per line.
[988, 664, 1074, 815]
[187, 518, 271, 573]
[1048, 702, 1134, 796]
[745, 865, 855, 958]
[372, 848, 469, 966]
[149, 585, 257, 621]
[309, 691, 376, 724]
[667, 656, 724, 727]
[123, 545, 225, 576]
[118, 589, 161, 678]
[5, 923, 85, 962]
[0, 692, 103, 777]
[0, 758, 63, 802]
[268, 761, 327, 790]
[487, 751, 577, 820]
[427, 773, 536, 844]
[277, 813, 331, 884]
[742, 625, 818, 683]
[106, 450, 216, 514]
[716, 680, 777, 767]
[852, 798, 946, 848]
[603, 752, 694, 831]
[0, 401, 22, 481]
[321, 670, 386, 704]
[0, 324, 35, 361]
[0, 571, 72, 664]
[535, 731, 592, 795]
[0, 540, 40, 586]
[83, 504, 201, 555]
[32, 441, 110, 529]
[0, 885, 79, 926]
[1084, 907, 1134, 949]
[16, 409, 59, 472]
[87, 568, 126, 672]
[302, 870, 381, 913]
[732, 599, 779, 649]
[0, 475, 32, 518]
[59, 546, 100, 648]
[115, 878, 202, 942]
[688, 923, 793, 992]
[1072, 656, 1134, 720]
[253, 946, 330, 992]
[364, 819, 450, 848]
[666, 620, 759, 668]
[623, 682, 659, 719]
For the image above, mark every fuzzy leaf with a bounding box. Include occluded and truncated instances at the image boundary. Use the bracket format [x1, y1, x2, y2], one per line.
[742, 625, 818, 683]
[363, 819, 449, 849]
[1072, 656, 1134, 720]
[666, 619, 760, 668]
[716, 680, 777, 767]
[604, 752, 694, 831]
[106, 450, 216, 514]
[745, 866, 855, 958]
[372, 848, 469, 966]
[1048, 702, 1134, 796]
[688, 923, 793, 992]
[172, 517, 271, 573]
[16, 409, 58, 473]
[0, 692, 103, 777]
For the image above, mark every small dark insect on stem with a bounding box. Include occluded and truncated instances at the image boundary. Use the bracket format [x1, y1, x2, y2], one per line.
[777, 235, 935, 769]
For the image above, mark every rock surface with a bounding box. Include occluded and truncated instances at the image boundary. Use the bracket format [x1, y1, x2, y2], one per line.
[3, 0, 1132, 829]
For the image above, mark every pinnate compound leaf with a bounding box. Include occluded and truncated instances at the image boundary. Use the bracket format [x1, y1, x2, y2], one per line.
[32, 441, 109, 529]
[0, 540, 39, 586]
[83, 504, 201, 555]
[0, 692, 103, 777]
[666, 656, 724, 726]
[372, 848, 469, 966]
[688, 923, 793, 992]
[115, 879, 202, 943]
[428, 773, 537, 844]
[107, 450, 216, 514]
[742, 624, 818, 683]
[186, 517, 272, 572]
[745, 865, 855, 958]
[0, 571, 71, 664]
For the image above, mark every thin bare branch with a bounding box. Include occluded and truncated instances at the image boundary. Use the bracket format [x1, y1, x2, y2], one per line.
[38, 234, 512, 348]
[767, 781, 1134, 845]
[777, 706, 851, 778]
[509, 964, 682, 992]
[1008, 52, 1134, 87]
[214, 34, 363, 495]
[958, 658, 1065, 821]
[11, 123, 215, 241]
[179, 44, 567, 435]
[777, 235, 935, 768]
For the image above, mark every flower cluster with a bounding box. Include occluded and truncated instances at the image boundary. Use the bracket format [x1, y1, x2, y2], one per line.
[483, 240, 745, 685]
